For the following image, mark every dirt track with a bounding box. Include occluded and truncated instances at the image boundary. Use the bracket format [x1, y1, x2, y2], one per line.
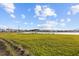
[0, 38, 30, 56]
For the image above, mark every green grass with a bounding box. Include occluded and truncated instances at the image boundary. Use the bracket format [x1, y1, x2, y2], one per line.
[0, 32, 79, 56]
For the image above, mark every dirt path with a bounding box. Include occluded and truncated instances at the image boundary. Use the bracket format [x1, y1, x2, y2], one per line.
[0, 38, 30, 56]
[0, 39, 11, 56]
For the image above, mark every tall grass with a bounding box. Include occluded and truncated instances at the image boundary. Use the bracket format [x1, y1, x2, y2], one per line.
[0, 32, 79, 56]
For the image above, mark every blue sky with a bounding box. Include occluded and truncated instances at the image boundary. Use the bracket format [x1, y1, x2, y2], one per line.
[0, 3, 79, 30]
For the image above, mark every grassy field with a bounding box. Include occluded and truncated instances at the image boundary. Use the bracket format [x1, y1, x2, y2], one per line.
[0, 32, 79, 56]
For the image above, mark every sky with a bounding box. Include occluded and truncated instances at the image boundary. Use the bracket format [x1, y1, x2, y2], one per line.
[0, 3, 79, 30]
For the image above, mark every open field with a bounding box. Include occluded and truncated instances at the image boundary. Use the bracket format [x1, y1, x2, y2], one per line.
[0, 32, 79, 56]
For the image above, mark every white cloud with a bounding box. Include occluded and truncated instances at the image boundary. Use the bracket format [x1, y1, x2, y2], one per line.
[67, 18, 71, 22]
[35, 5, 42, 11]
[38, 20, 58, 30]
[30, 22, 33, 25]
[0, 3, 15, 13]
[59, 18, 71, 27]
[38, 17, 46, 20]
[0, 25, 8, 29]
[10, 14, 15, 18]
[34, 5, 57, 20]
[21, 14, 25, 19]
[60, 23, 66, 27]
[60, 19, 65, 22]
[0, 3, 16, 18]
[24, 22, 27, 25]
[43, 7, 57, 17]
[37, 24, 41, 27]
[67, 11, 71, 15]
[37, 18, 71, 30]
[68, 4, 79, 15]
[60, 18, 71, 23]
[35, 5, 42, 16]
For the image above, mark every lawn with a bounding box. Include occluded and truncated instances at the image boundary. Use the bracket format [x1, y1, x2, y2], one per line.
[0, 32, 79, 56]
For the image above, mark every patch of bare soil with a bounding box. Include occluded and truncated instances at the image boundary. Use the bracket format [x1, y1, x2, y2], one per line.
[0, 39, 11, 56]
[0, 38, 30, 56]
